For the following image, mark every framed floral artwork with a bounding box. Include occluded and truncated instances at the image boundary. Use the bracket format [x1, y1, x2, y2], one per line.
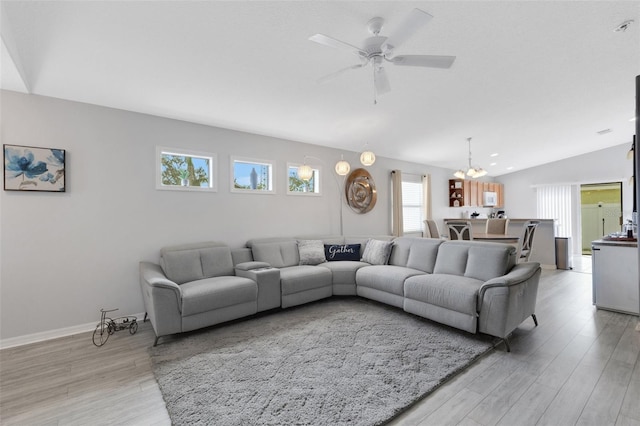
[3, 144, 66, 192]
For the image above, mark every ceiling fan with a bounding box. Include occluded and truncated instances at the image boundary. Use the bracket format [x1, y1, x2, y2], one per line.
[309, 8, 456, 103]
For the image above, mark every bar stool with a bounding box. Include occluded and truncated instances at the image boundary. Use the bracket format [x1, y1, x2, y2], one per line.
[486, 218, 509, 234]
[448, 221, 473, 240]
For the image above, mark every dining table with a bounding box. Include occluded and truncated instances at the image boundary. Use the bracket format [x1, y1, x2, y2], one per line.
[472, 233, 520, 244]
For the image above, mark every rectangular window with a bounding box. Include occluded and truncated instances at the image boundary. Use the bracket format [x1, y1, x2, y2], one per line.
[231, 157, 275, 194]
[287, 163, 321, 196]
[156, 146, 217, 192]
[402, 176, 425, 233]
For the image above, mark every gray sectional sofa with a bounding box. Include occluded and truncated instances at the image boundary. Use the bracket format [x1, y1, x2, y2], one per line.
[139, 236, 541, 350]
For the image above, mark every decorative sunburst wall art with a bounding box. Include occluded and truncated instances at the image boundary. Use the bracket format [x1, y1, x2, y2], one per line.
[3, 144, 66, 192]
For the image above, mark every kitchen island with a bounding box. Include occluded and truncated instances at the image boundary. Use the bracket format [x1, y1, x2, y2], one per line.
[443, 218, 557, 268]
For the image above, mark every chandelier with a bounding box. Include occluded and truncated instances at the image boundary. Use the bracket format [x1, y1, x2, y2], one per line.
[454, 137, 487, 179]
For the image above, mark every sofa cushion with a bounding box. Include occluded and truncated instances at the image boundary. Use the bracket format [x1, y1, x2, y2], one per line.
[387, 237, 414, 267]
[361, 239, 393, 265]
[406, 238, 443, 273]
[297, 240, 326, 265]
[432, 243, 470, 276]
[324, 244, 361, 261]
[404, 274, 484, 316]
[318, 260, 369, 285]
[250, 240, 299, 268]
[160, 242, 234, 284]
[180, 276, 257, 316]
[465, 245, 514, 282]
[161, 248, 204, 284]
[280, 266, 332, 295]
[356, 265, 424, 296]
[200, 247, 235, 277]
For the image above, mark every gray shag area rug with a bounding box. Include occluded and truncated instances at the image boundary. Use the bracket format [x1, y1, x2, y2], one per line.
[149, 297, 493, 426]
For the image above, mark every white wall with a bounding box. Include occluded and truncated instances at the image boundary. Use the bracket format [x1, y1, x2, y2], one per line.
[0, 90, 456, 343]
[497, 143, 634, 254]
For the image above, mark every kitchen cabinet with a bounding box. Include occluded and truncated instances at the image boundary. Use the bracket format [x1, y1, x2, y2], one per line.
[448, 179, 464, 207]
[448, 180, 504, 207]
[591, 240, 639, 315]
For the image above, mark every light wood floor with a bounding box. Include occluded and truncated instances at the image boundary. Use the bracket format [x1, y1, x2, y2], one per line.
[1, 268, 639, 425]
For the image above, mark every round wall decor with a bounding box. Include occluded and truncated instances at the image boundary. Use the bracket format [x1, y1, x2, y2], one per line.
[345, 168, 377, 214]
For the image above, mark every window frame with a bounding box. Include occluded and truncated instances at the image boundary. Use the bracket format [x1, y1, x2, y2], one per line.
[286, 162, 322, 196]
[156, 146, 217, 192]
[230, 156, 276, 194]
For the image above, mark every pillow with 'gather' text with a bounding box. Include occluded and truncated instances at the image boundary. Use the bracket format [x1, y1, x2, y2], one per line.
[324, 244, 361, 261]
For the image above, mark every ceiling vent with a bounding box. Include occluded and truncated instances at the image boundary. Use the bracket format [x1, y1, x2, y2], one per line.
[596, 128, 613, 135]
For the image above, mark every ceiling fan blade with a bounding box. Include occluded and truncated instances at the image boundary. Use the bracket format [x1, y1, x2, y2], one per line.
[374, 66, 391, 95]
[317, 64, 365, 84]
[381, 8, 433, 52]
[309, 34, 366, 58]
[391, 55, 456, 69]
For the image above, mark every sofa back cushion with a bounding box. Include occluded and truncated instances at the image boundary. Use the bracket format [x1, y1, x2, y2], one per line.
[406, 238, 444, 273]
[247, 238, 299, 268]
[433, 241, 515, 281]
[465, 244, 515, 281]
[387, 237, 414, 266]
[160, 242, 234, 284]
[433, 243, 470, 276]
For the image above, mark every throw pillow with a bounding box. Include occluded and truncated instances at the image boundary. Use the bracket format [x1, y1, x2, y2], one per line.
[324, 244, 361, 261]
[297, 240, 327, 265]
[361, 239, 393, 265]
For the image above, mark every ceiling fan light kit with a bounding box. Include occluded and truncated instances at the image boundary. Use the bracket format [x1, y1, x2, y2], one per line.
[309, 8, 456, 104]
[454, 137, 487, 179]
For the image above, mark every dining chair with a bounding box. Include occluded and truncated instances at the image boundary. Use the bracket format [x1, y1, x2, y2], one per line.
[448, 221, 473, 240]
[486, 218, 509, 234]
[424, 219, 441, 239]
[518, 221, 540, 262]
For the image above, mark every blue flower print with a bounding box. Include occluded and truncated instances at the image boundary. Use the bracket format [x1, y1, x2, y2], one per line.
[5, 148, 48, 179]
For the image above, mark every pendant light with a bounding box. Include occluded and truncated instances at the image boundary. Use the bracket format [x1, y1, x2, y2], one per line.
[453, 137, 487, 179]
[297, 163, 314, 181]
[360, 144, 376, 166]
[335, 155, 351, 176]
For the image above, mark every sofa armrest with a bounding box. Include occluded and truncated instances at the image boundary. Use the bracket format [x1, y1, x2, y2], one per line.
[480, 262, 541, 291]
[235, 261, 271, 272]
[139, 261, 183, 338]
[235, 265, 280, 312]
[477, 262, 542, 339]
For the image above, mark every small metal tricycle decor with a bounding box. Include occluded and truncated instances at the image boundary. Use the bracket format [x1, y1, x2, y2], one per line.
[92, 308, 138, 347]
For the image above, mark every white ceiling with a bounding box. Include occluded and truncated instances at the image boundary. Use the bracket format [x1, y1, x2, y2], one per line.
[1, 1, 638, 176]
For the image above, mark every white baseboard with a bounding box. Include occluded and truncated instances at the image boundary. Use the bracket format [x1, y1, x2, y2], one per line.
[0, 312, 146, 350]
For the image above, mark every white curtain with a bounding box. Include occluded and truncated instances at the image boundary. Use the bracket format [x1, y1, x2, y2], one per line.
[422, 174, 431, 221]
[536, 185, 572, 237]
[391, 170, 403, 237]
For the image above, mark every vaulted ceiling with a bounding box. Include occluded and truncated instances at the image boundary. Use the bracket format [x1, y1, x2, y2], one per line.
[2, 1, 638, 176]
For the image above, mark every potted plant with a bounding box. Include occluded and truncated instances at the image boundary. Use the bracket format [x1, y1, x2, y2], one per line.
[179, 169, 189, 186]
